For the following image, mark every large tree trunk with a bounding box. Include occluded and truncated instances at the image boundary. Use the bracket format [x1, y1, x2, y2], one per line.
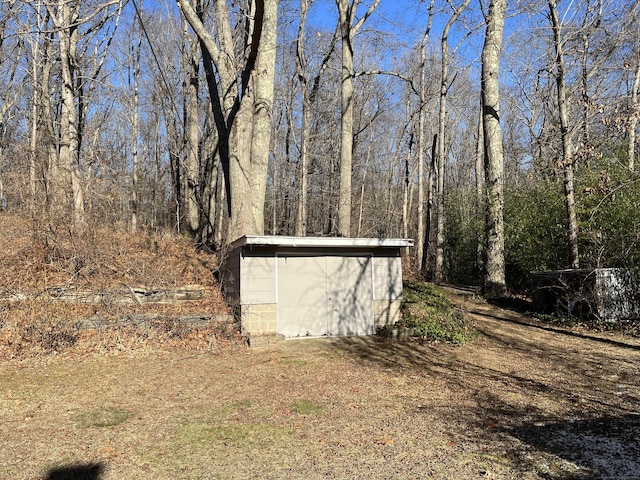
[178, 0, 277, 243]
[46, 1, 85, 227]
[336, 0, 354, 237]
[40, 29, 61, 218]
[227, 82, 256, 240]
[481, 0, 507, 297]
[549, 0, 580, 269]
[335, 0, 379, 237]
[249, 0, 277, 236]
[201, 106, 220, 244]
[185, 27, 201, 235]
[416, 0, 435, 272]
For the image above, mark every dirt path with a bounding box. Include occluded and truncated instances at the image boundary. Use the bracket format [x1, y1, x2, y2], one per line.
[1, 289, 639, 479]
[442, 288, 640, 478]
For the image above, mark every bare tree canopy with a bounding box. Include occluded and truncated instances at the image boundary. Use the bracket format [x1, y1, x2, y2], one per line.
[0, 0, 638, 289]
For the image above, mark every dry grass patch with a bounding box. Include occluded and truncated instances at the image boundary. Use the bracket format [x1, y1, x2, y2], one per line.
[1, 311, 640, 479]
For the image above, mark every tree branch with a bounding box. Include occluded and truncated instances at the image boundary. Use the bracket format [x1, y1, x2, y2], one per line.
[351, 69, 420, 96]
[176, 0, 221, 67]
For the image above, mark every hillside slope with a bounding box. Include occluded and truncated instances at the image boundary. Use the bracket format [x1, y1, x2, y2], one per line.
[0, 214, 238, 357]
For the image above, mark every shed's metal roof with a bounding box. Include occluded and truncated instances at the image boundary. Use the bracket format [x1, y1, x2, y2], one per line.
[229, 235, 414, 250]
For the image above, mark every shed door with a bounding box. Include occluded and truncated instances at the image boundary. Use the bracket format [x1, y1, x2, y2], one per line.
[276, 255, 373, 337]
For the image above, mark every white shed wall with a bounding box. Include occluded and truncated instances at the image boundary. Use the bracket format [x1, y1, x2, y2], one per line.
[240, 254, 276, 305]
[373, 256, 403, 301]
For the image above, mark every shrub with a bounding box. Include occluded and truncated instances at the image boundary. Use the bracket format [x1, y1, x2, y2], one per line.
[399, 281, 477, 345]
[504, 180, 569, 290]
[577, 161, 640, 269]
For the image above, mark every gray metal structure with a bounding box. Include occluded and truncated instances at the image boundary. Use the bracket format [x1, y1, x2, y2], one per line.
[531, 268, 639, 322]
[221, 236, 413, 339]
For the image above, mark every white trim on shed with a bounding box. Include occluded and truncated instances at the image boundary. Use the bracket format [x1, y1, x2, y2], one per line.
[229, 235, 413, 249]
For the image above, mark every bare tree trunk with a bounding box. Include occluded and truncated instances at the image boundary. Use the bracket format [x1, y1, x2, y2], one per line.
[131, 13, 142, 232]
[215, 170, 225, 246]
[415, 0, 435, 268]
[421, 133, 437, 275]
[152, 111, 162, 228]
[201, 105, 219, 243]
[295, 0, 311, 236]
[384, 144, 401, 236]
[481, 0, 507, 297]
[357, 168, 366, 236]
[29, 2, 45, 215]
[357, 137, 373, 236]
[580, 16, 590, 148]
[434, 42, 448, 282]
[416, 43, 426, 265]
[336, 0, 354, 237]
[335, 0, 379, 237]
[434, 0, 471, 282]
[271, 141, 278, 234]
[185, 23, 201, 235]
[58, 2, 84, 227]
[0, 1, 26, 210]
[44, 3, 72, 224]
[40, 29, 60, 218]
[629, 50, 640, 172]
[296, 97, 311, 236]
[166, 114, 182, 230]
[249, 0, 277, 236]
[475, 106, 484, 282]
[549, 0, 580, 269]
[402, 134, 411, 241]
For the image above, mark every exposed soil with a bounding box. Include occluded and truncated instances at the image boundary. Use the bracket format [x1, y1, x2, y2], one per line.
[2, 287, 640, 479]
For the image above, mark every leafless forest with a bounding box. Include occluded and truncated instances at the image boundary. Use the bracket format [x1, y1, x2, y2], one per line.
[0, 0, 639, 290]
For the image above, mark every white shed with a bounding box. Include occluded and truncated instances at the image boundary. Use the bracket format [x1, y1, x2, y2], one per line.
[221, 236, 413, 340]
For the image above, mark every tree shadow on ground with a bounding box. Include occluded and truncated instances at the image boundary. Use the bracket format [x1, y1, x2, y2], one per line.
[486, 295, 534, 314]
[507, 413, 640, 479]
[324, 298, 640, 478]
[45, 462, 105, 480]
